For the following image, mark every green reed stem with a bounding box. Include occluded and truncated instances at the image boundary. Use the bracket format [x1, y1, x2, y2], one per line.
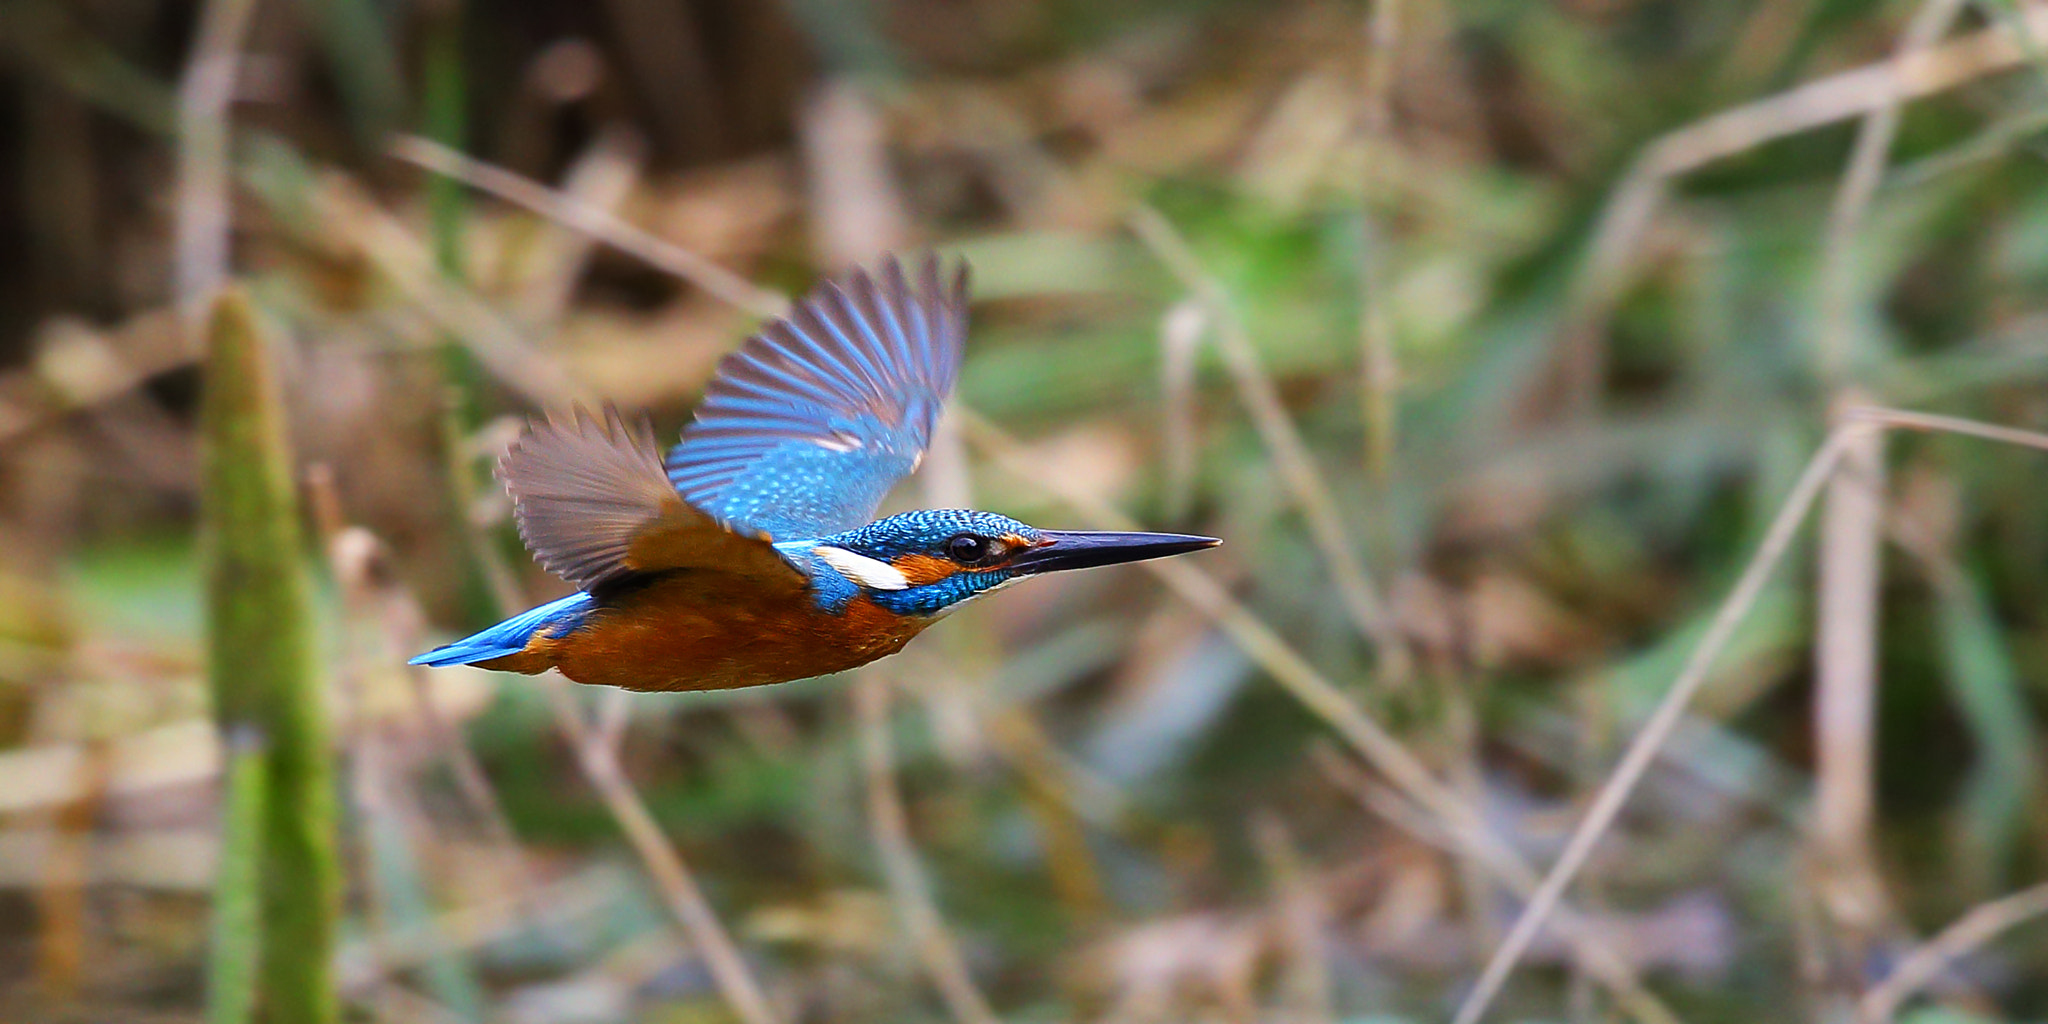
[202, 290, 339, 1024]
[206, 728, 268, 1024]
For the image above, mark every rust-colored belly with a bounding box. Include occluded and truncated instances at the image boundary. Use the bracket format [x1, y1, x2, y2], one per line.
[478, 578, 932, 692]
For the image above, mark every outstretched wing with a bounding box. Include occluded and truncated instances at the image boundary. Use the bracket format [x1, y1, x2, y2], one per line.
[500, 406, 806, 594]
[664, 253, 970, 540]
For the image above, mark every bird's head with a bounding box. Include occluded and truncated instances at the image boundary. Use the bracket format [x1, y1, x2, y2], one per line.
[798, 509, 1218, 617]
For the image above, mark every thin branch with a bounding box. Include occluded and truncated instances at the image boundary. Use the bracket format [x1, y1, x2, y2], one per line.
[1851, 406, 2048, 453]
[1451, 426, 1869, 1024]
[1860, 882, 2048, 1021]
[390, 135, 790, 319]
[855, 675, 1001, 1024]
[1129, 204, 1413, 682]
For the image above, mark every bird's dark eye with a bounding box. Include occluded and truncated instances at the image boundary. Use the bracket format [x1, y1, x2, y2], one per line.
[945, 534, 1006, 567]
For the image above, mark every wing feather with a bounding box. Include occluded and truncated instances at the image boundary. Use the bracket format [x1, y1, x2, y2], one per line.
[664, 253, 971, 539]
[500, 405, 803, 593]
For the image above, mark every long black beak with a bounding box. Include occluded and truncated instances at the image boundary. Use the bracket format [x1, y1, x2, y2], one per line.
[1008, 530, 1220, 575]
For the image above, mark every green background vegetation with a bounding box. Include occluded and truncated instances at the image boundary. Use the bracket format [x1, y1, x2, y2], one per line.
[5, 0, 2048, 1021]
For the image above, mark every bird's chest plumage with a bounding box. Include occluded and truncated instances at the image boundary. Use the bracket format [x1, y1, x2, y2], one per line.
[533, 574, 932, 692]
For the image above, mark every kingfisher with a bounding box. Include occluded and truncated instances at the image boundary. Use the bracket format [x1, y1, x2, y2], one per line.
[410, 254, 1218, 692]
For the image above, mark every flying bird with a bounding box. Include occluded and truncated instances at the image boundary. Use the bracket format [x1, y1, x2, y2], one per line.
[411, 254, 1218, 691]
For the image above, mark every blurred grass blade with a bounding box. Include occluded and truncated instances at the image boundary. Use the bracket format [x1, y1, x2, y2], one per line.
[202, 290, 340, 1024]
[421, 0, 467, 280]
[364, 797, 485, 1019]
[1933, 563, 2038, 881]
[292, 0, 403, 145]
[207, 729, 267, 1024]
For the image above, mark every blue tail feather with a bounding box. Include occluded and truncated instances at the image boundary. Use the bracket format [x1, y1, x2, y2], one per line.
[408, 592, 594, 667]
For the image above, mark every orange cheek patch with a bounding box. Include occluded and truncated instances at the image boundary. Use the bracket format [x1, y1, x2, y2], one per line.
[891, 553, 962, 585]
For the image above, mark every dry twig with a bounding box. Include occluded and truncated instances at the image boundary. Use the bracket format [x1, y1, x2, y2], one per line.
[1860, 882, 2048, 1022]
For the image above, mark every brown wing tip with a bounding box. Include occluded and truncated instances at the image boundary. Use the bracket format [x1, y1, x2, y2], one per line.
[496, 402, 665, 489]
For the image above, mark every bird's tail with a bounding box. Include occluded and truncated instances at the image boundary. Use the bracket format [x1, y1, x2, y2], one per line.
[409, 591, 593, 667]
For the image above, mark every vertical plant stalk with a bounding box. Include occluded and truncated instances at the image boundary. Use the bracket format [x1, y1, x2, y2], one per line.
[208, 728, 270, 1024]
[412, 0, 503, 632]
[1808, 1, 1964, 986]
[1810, 397, 1889, 955]
[174, 0, 261, 338]
[799, 77, 910, 268]
[203, 290, 339, 1024]
[1357, 0, 1402, 477]
[421, 0, 467, 283]
[1440, 408, 2048, 1024]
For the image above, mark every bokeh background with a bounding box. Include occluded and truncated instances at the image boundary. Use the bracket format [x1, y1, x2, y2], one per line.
[6, 0, 2048, 1021]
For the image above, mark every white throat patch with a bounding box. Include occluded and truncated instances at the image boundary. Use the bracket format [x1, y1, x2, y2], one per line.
[814, 546, 910, 591]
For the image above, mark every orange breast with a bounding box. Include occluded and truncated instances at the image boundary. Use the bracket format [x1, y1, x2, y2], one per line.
[479, 576, 933, 692]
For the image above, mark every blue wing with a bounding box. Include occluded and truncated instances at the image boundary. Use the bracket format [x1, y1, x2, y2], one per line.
[665, 253, 970, 540]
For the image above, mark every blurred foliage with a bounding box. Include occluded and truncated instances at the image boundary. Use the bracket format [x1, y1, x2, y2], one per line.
[3, 0, 2048, 1022]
